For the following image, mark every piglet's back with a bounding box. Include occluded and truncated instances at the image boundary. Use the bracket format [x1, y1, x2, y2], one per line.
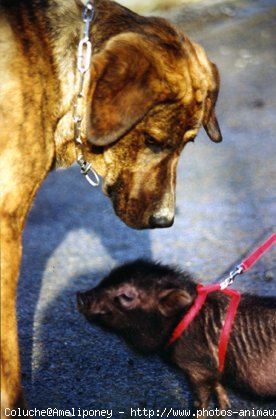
[225, 294, 276, 397]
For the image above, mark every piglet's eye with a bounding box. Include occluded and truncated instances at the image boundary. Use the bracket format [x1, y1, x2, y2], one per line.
[119, 294, 134, 303]
[115, 292, 137, 309]
[114, 285, 138, 309]
[116, 293, 135, 306]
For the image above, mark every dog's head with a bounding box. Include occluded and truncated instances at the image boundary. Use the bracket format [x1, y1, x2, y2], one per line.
[86, 23, 221, 229]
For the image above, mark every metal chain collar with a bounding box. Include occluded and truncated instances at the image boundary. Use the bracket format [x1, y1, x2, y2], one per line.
[73, 1, 100, 187]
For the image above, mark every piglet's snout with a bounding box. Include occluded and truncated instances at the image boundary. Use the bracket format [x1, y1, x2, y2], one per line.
[77, 292, 90, 313]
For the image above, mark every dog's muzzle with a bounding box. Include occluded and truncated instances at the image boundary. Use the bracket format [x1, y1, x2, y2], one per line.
[148, 202, 175, 228]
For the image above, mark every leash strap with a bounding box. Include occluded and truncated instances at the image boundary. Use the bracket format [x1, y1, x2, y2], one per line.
[241, 232, 276, 271]
[166, 284, 240, 372]
[166, 284, 220, 347]
[166, 232, 275, 373]
[217, 287, 240, 372]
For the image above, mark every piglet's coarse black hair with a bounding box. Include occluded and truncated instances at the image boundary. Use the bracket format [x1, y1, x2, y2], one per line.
[77, 259, 276, 415]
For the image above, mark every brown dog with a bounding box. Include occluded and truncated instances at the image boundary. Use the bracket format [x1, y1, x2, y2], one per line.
[0, 0, 221, 415]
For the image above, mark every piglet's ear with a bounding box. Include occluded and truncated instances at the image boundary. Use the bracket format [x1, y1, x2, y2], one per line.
[87, 33, 170, 146]
[159, 289, 193, 317]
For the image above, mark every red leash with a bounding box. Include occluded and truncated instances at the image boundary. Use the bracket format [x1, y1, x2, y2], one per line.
[166, 232, 276, 373]
[241, 232, 276, 271]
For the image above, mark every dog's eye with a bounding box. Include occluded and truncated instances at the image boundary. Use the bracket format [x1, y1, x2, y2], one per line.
[143, 132, 163, 153]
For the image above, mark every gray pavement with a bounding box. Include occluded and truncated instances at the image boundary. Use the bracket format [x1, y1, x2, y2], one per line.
[17, 0, 276, 417]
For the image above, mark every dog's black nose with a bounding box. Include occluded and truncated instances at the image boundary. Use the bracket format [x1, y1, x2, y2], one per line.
[149, 214, 174, 228]
[76, 292, 87, 312]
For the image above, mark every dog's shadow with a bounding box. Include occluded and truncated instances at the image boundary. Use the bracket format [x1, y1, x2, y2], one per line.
[17, 166, 191, 414]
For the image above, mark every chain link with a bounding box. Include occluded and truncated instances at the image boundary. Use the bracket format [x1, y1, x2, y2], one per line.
[73, 1, 100, 187]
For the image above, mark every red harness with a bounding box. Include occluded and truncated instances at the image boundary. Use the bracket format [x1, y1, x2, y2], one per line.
[166, 232, 276, 373]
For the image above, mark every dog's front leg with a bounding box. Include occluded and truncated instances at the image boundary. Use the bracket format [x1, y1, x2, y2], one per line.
[1, 218, 28, 418]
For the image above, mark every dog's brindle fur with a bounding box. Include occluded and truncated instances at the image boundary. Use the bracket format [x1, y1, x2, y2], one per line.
[0, 0, 222, 414]
[77, 260, 276, 416]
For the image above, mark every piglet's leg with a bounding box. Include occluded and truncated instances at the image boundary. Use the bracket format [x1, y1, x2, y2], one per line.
[186, 371, 213, 418]
[184, 364, 224, 418]
[190, 380, 230, 419]
[191, 383, 211, 418]
[214, 382, 230, 410]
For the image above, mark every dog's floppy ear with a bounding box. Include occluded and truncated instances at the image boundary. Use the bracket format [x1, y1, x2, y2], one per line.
[87, 33, 169, 146]
[203, 63, 222, 143]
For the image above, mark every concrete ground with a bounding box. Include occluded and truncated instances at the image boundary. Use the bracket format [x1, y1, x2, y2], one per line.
[18, 0, 276, 417]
